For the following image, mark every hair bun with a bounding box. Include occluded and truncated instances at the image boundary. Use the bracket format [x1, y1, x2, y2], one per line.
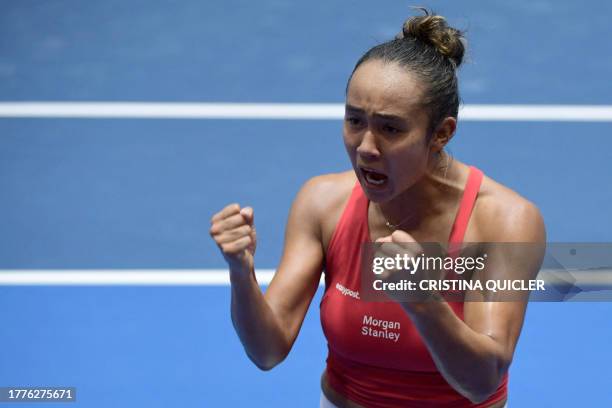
[396, 8, 466, 68]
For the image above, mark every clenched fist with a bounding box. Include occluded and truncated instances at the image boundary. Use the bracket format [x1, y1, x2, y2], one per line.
[209, 203, 257, 274]
[373, 230, 445, 302]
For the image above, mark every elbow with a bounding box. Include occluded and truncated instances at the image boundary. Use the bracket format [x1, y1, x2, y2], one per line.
[252, 360, 276, 372]
[251, 355, 283, 371]
[465, 391, 494, 405]
[246, 347, 290, 372]
[463, 356, 511, 404]
[462, 381, 501, 404]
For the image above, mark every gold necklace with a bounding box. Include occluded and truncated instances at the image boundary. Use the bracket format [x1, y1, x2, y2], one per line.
[383, 152, 452, 231]
[385, 214, 417, 230]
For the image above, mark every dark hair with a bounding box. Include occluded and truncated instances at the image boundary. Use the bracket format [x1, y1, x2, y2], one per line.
[348, 8, 466, 135]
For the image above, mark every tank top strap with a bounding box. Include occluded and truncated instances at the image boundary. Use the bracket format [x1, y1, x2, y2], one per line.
[448, 166, 484, 246]
[326, 180, 369, 260]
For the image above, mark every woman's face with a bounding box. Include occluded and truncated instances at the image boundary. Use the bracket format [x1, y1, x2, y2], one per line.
[343, 59, 437, 203]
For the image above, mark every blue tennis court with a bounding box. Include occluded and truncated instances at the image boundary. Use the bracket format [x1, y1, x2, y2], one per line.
[1, 1, 611, 406]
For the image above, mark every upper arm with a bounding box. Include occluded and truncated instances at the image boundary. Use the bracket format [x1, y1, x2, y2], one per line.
[463, 199, 546, 369]
[263, 176, 328, 349]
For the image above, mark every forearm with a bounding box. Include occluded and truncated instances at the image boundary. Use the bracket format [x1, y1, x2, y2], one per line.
[230, 267, 289, 370]
[401, 301, 509, 403]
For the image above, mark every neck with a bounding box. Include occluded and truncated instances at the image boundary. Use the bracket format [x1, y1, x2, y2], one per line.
[375, 153, 458, 230]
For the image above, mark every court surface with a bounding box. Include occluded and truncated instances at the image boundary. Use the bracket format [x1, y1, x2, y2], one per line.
[1, 1, 611, 406]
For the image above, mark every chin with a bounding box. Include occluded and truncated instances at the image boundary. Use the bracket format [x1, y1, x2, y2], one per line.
[358, 178, 394, 203]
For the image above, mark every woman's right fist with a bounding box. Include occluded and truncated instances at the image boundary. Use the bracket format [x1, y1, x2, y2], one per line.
[209, 203, 257, 273]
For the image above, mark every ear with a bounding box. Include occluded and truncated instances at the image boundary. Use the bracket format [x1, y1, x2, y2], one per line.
[429, 116, 456, 153]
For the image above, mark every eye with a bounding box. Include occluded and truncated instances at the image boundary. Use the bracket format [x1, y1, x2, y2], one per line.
[382, 124, 400, 134]
[345, 116, 363, 127]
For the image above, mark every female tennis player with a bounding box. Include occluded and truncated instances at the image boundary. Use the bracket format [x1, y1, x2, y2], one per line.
[210, 9, 545, 408]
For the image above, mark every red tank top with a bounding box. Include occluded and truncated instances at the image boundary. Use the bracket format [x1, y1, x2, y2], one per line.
[320, 166, 508, 407]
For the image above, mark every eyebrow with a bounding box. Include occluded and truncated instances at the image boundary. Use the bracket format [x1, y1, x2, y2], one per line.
[345, 104, 407, 122]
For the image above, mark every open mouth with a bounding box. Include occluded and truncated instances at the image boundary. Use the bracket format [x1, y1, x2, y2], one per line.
[360, 167, 388, 186]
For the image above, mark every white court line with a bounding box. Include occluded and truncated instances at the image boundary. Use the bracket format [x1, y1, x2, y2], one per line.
[0, 270, 276, 286]
[0, 102, 611, 121]
[0, 269, 610, 286]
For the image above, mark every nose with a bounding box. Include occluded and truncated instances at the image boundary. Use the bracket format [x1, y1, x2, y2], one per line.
[356, 129, 380, 160]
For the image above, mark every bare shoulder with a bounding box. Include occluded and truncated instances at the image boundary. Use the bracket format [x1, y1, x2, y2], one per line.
[473, 174, 546, 243]
[293, 171, 356, 249]
[298, 171, 356, 213]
